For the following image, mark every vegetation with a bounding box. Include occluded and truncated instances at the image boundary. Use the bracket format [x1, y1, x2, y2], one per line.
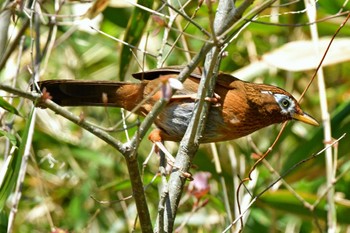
[0, 0, 350, 232]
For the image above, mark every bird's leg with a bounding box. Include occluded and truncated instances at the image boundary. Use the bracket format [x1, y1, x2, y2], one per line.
[147, 130, 194, 181]
[149, 129, 175, 164]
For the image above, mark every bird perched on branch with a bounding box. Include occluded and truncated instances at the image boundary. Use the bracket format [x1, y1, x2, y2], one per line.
[37, 66, 319, 143]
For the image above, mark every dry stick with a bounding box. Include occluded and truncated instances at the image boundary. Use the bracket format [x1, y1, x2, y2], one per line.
[124, 0, 170, 19]
[163, 1, 280, 231]
[299, 12, 350, 101]
[8, 5, 41, 232]
[91, 26, 157, 58]
[223, 134, 346, 233]
[134, 49, 215, 233]
[2, 35, 25, 160]
[161, 0, 200, 66]
[235, 11, 350, 231]
[157, 0, 195, 65]
[247, 137, 313, 208]
[246, 11, 350, 27]
[96, 24, 216, 233]
[161, 45, 219, 233]
[219, 0, 278, 39]
[157, 152, 169, 233]
[0, 84, 156, 231]
[157, 1, 177, 67]
[161, 0, 211, 37]
[211, 143, 234, 223]
[304, 2, 334, 231]
[0, 17, 30, 70]
[173, 5, 193, 62]
[236, 122, 287, 229]
[248, 138, 324, 231]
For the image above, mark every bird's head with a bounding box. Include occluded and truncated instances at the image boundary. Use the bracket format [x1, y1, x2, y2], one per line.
[258, 89, 319, 127]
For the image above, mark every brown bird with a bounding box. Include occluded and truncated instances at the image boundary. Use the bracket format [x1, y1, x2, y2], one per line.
[37, 66, 319, 143]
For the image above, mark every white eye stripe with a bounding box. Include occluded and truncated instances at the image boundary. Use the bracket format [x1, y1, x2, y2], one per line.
[260, 90, 273, 95]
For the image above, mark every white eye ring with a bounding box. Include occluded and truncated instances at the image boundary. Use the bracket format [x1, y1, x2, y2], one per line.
[273, 94, 295, 115]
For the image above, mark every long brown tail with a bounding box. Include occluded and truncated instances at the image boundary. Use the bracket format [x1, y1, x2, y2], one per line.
[38, 80, 143, 110]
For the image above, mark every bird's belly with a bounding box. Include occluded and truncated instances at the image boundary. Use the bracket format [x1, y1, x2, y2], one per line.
[155, 102, 228, 142]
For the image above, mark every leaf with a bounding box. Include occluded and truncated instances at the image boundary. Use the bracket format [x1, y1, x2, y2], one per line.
[118, 0, 154, 81]
[262, 38, 350, 71]
[0, 129, 17, 147]
[0, 211, 7, 233]
[281, 100, 350, 182]
[257, 190, 350, 224]
[0, 108, 34, 211]
[0, 97, 20, 116]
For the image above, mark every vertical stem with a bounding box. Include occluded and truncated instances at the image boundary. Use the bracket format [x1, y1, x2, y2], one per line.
[125, 152, 153, 233]
[7, 109, 37, 233]
[304, 0, 335, 231]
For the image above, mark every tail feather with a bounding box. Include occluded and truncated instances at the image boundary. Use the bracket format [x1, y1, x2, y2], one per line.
[38, 80, 142, 110]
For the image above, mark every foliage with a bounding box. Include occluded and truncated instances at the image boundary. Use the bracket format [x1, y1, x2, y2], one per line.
[0, 0, 350, 232]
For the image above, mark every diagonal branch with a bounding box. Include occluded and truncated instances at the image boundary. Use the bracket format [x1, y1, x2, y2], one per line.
[158, 0, 281, 232]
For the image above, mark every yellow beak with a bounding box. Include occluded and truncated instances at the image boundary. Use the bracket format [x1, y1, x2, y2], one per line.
[292, 112, 319, 126]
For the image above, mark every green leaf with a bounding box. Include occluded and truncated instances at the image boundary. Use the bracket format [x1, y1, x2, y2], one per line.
[0, 143, 20, 211]
[118, 0, 154, 81]
[0, 211, 8, 233]
[257, 190, 350, 224]
[0, 108, 34, 211]
[281, 100, 350, 182]
[0, 130, 17, 147]
[0, 97, 20, 116]
[99, 179, 131, 192]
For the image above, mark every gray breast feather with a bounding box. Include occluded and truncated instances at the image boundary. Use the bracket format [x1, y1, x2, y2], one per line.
[156, 102, 226, 141]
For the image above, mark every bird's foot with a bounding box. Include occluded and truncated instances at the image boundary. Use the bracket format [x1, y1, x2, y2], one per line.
[148, 129, 175, 164]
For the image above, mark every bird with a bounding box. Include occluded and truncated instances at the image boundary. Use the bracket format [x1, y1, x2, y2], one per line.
[37, 66, 319, 143]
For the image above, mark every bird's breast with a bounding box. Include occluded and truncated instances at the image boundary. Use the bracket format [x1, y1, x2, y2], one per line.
[154, 101, 234, 142]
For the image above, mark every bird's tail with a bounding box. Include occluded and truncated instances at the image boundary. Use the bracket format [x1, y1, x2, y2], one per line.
[37, 80, 143, 110]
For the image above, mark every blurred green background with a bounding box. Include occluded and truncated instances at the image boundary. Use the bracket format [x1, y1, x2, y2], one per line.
[0, 0, 350, 232]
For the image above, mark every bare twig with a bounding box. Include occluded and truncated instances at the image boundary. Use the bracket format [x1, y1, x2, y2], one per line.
[223, 134, 346, 232]
[156, 1, 283, 231]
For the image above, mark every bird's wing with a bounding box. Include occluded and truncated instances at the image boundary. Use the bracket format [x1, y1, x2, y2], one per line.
[132, 67, 241, 90]
[215, 73, 241, 89]
[132, 66, 202, 80]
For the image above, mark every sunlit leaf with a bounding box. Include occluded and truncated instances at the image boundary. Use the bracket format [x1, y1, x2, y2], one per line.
[263, 38, 350, 71]
[0, 129, 17, 147]
[282, 100, 350, 182]
[257, 190, 350, 224]
[118, 0, 154, 80]
[0, 97, 20, 116]
[0, 108, 34, 211]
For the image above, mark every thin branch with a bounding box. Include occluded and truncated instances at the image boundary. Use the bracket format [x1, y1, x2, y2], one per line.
[91, 26, 157, 58]
[0, 84, 127, 153]
[0, 18, 30, 70]
[161, 1, 280, 231]
[246, 11, 350, 27]
[0, 82, 156, 232]
[223, 134, 346, 233]
[161, 0, 211, 37]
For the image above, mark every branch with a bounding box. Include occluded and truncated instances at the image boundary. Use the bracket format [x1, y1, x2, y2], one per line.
[159, 0, 281, 232]
[0, 84, 156, 232]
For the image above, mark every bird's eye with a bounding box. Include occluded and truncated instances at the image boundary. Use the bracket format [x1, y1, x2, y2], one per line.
[281, 98, 290, 108]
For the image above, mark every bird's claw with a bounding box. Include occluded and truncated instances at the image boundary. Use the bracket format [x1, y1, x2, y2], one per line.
[205, 93, 221, 107]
